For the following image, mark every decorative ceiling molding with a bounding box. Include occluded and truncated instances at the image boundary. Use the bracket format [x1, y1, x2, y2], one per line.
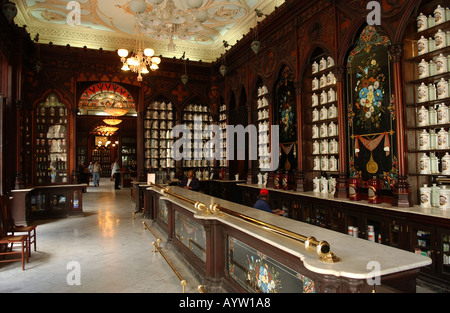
[14, 0, 284, 62]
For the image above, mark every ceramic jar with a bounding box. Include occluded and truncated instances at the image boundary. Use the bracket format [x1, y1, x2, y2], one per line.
[418, 106, 429, 126]
[430, 152, 439, 174]
[436, 54, 448, 74]
[438, 103, 449, 124]
[439, 185, 450, 210]
[420, 184, 432, 208]
[320, 90, 328, 105]
[418, 83, 429, 103]
[438, 128, 449, 149]
[431, 184, 440, 207]
[312, 93, 318, 106]
[328, 104, 338, 119]
[418, 36, 428, 55]
[437, 78, 448, 99]
[429, 106, 438, 125]
[327, 56, 335, 68]
[418, 59, 430, 78]
[313, 177, 320, 192]
[435, 29, 446, 50]
[417, 12, 428, 32]
[329, 155, 338, 171]
[319, 58, 327, 71]
[442, 152, 450, 175]
[328, 88, 336, 102]
[419, 129, 430, 150]
[419, 153, 431, 174]
[312, 61, 319, 74]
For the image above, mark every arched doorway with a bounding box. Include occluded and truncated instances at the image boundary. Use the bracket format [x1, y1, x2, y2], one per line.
[76, 82, 137, 181]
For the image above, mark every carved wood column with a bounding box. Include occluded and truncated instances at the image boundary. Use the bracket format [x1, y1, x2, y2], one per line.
[333, 66, 348, 198]
[246, 100, 254, 184]
[389, 44, 412, 207]
[14, 99, 24, 189]
[294, 81, 305, 192]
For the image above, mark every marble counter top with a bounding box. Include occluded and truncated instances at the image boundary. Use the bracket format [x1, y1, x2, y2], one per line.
[150, 186, 432, 280]
[239, 183, 450, 221]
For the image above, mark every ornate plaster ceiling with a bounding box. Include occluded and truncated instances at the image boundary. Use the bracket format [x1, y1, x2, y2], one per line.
[14, 0, 284, 62]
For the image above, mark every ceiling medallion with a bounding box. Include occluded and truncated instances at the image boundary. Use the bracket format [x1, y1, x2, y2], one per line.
[130, 0, 208, 52]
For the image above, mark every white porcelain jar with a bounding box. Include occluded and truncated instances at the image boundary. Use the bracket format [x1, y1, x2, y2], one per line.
[327, 56, 335, 68]
[417, 12, 428, 32]
[313, 156, 320, 170]
[438, 103, 449, 124]
[418, 106, 429, 126]
[432, 184, 440, 207]
[429, 106, 437, 125]
[312, 77, 319, 90]
[320, 123, 328, 138]
[428, 15, 436, 28]
[328, 121, 337, 137]
[320, 156, 329, 171]
[420, 184, 432, 208]
[443, 153, 450, 174]
[329, 139, 339, 154]
[312, 109, 319, 121]
[320, 90, 328, 105]
[430, 152, 439, 173]
[329, 155, 338, 171]
[430, 128, 438, 149]
[419, 129, 430, 150]
[312, 141, 320, 155]
[438, 127, 449, 149]
[320, 139, 329, 154]
[418, 36, 429, 55]
[435, 29, 447, 50]
[437, 78, 448, 99]
[328, 88, 336, 102]
[319, 58, 327, 71]
[312, 124, 319, 138]
[435, 5, 446, 25]
[320, 74, 327, 88]
[429, 83, 437, 101]
[419, 153, 431, 174]
[327, 72, 336, 85]
[320, 176, 328, 194]
[313, 177, 320, 192]
[418, 82, 429, 103]
[328, 104, 337, 119]
[439, 185, 450, 210]
[312, 93, 318, 106]
[320, 106, 328, 120]
[418, 59, 429, 78]
[328, 177, 336, 194]
[312, 61, 319, 74]
[436, 54, 448, 74]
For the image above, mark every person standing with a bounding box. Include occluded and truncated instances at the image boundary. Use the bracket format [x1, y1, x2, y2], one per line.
[92, 161, 102, 187]
[111, 159, 121, 190]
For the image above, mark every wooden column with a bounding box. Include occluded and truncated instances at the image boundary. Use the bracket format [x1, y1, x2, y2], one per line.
[389, 44, 412, 207]
[294, 82, 305, 192]
[333, 66, 348, 198]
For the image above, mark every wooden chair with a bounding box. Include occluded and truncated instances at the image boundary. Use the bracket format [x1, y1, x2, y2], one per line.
[0, 210, 29, 270]
[0, 194, 36, 256]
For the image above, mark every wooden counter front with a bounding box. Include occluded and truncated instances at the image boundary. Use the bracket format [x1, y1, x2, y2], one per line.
[145, 185, 431, 293]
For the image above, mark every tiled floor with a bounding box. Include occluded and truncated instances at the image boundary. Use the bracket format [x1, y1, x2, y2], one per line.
[0, 180, 441, 293]
[0, 180, 201, 293]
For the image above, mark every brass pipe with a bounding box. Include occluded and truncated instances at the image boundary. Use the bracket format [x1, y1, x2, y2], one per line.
[143, 220, 188, 293]
[150, 183, 341, 263]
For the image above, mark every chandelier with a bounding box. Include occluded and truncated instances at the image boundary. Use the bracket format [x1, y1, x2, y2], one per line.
[118, 39, 161, 81]
[130, 0, 208, 52]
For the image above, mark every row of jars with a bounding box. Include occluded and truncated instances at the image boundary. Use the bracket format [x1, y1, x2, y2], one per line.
[259, 157, 271, 170]
[312, 56, 335, 74]
[145, 159, 175, 169]
[182, 159, 215, 168]
[419, 152, 450, 174]
[312, 89, 337, 106]
[417, 103, 450, 126]
[257, 97, 269, 108]
[144, 120, 174, 129]
[182, 113, 212, 122]
[146, 110, 174, 120]
[184, 104, 208, 112]
[312, 176, 337, 194]
[418, 128, 450, 150]
[417, 5, 450, 32]
[313, 156, 339, 172]
[258, 85, 269, 97]
[38, 106, 67, 117]
[148, 101, 173, 110]
[312, 72, 336, 90]
[419, 183, 450, 210]
[145, 139, 173, 149]
[258, 109, 269, 120]
[312, 122, 338, 139]
[312, 104, 338, 121]
[418, 54, 450, 78]
[312, 139, 339, 155]
[145, 149, 173, 159]
[417, 30, 450, 56]
[417, 79, 450, 102]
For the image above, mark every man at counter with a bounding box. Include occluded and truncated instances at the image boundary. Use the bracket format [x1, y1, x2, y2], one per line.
[254, 189, 285, 215]
[180, 170, 200, 191]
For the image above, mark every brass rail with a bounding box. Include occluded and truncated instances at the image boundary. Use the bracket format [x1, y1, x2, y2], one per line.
[151, 183, 341, 263]
[142, 221, 187, 293]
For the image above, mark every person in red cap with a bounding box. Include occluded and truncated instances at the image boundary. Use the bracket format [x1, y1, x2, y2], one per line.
[253, 188, 285, 215]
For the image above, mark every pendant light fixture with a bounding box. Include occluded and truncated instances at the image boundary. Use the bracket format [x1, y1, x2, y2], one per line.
[251, 9, 267, 55]
[219, 40, 229, 77]
[181, 52, 188, 85]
